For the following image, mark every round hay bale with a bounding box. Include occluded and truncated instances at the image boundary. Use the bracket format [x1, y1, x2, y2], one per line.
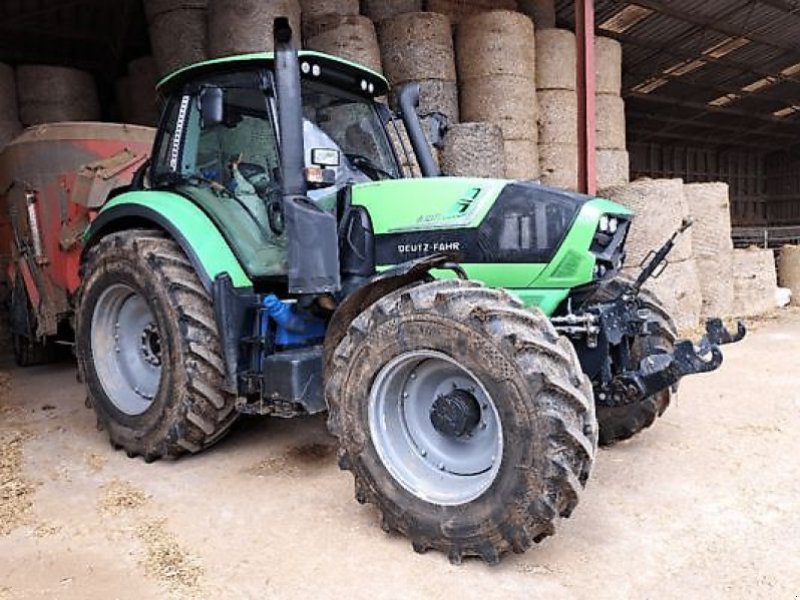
[363, 0, 422, 23]
[440, 122, 505, 178]
[455, 11, 535, 81]
[16, 66, 100, 125]
[600, 178, 693, 265]
[518, 0, 556, 29]
[535, 29, 576, 91]
[147, 5, 207, 76]
[386, 119, 439, 177]
[115, 77, 134, 123]
[683, 182, 733, 259]
[378, 12, 456, 84]
[390, 79, 459, 122]
[0, 120, 22, 149]
[595, 36, 622, 95]
[624, 258, 702, 332]
[207, 0, 301, 58]
[427, 0, 518, 25]
[537, 89, 577, 145]
[596, 94, 626, 150]
[306, 16, 382, 72]
[144, 0, 206, 21]
[460, 75, 537, 141]
[779, 245, 800, 306]
[538, 143, 577, 190]
[128, 56, 157, 79]
[504, 139, 540, 180]
[0, 63, 19, 121]
[732, 247, 778, 317]
[127, 57, 160, 126]
[596, 149, 629, 189]
[300, 0, 358, 19]
[696, 253, 734, 318]
[301, 0, 359, 39]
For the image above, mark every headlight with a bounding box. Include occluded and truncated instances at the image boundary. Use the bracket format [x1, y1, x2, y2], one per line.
[608, 217, 618, 233]
[599, 215, 610, 232]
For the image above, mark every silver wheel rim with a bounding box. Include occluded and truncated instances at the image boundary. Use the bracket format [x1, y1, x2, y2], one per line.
[90, 283, 162, 416]
[368, 351, 503, 506]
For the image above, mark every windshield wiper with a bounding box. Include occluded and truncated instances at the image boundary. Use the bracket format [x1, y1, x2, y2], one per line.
[345, 153, 398, 181]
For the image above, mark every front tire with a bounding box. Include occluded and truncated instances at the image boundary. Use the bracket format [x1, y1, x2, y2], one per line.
[326, 280, 597, 564]
[592, 278, 678, 446]
[75, 230, 237, 460]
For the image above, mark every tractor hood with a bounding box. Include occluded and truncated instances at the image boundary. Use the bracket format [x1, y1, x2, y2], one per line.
[351, 177, 632, 266]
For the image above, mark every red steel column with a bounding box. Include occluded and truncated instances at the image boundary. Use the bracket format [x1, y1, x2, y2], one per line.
[576, 0, 597, 195]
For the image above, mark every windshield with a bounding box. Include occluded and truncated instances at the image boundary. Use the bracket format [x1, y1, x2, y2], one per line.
[151, 71, 401, 211]
[301, 81, 401, 187]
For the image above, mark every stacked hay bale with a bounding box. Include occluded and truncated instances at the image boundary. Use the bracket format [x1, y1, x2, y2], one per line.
[379, 12, 459, 124]
[536, 29, 577, 189]
[778, 245, 800, 305]
[117, 57, 160, 127]
[362, 0, 422, 23]
[387, 119, 439, 177]
[595, 36, 628, 189]
[300, 0, 359, 39]
[518, 0, 556, 29]
[457, 11, 538, 180]
[733, 247, 778, 317]
[602, 178, 702, 331]
[16, 66, 100, 125]
[145, 0, 208, 77]
[305, 16, 382, 73]
[427, 0, 518, 25]
[207, 0, 301, 58]
[0, 63, 22, 149]
[684, 182, 734, 318]
[440, 122, 506, 177]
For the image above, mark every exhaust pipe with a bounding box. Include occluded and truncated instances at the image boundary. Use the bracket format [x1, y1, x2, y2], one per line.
[274, 17, 306, 198]
[396, 83, 439, 178]
[272, 18, 341, 295]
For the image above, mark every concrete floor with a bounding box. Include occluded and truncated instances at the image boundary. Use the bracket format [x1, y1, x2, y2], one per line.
[1, 311, 798, 599]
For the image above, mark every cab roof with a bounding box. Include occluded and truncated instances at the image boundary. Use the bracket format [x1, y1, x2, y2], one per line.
[157, 50, 390, 99]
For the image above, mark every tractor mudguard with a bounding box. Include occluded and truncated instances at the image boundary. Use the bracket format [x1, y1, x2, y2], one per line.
[84, 191, 251, 290]
[322, 253, 460, 376]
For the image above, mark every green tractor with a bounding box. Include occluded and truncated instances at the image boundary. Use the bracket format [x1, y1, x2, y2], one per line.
[70, 22, 742, 562]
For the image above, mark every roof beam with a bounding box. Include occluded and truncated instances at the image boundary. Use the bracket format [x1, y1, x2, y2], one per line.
[626, 109, 800, 140]
[630, 0, 800, 56]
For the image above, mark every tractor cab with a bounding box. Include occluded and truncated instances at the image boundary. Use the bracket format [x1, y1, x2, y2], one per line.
[153, 51, 403, 209]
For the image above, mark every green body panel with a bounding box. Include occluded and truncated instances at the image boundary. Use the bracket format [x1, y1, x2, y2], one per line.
[352, 178, 508, 233]
[95, 191, 252, 288]
[354, 177, 631, 316]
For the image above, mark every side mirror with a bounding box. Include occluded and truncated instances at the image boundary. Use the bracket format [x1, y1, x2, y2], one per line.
[199, 86, 224, 129]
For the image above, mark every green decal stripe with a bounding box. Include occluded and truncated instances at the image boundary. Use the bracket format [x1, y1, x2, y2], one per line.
[100, 191, 252, 288]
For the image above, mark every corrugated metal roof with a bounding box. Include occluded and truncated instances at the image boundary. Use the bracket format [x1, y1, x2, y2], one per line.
[557, 0, 800, 151]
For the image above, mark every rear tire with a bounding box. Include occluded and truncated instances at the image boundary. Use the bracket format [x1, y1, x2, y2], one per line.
[591, 278, 677, 446]
[75, 230, 237, 460]
[326, 279, 597, 564]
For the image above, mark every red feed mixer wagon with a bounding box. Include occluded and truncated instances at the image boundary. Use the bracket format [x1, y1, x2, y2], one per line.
[0, 123, 155, 363]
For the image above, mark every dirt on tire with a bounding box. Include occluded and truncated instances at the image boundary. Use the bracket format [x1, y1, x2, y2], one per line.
[75, 229, 238, 461]
[326, 279, 597, 564]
